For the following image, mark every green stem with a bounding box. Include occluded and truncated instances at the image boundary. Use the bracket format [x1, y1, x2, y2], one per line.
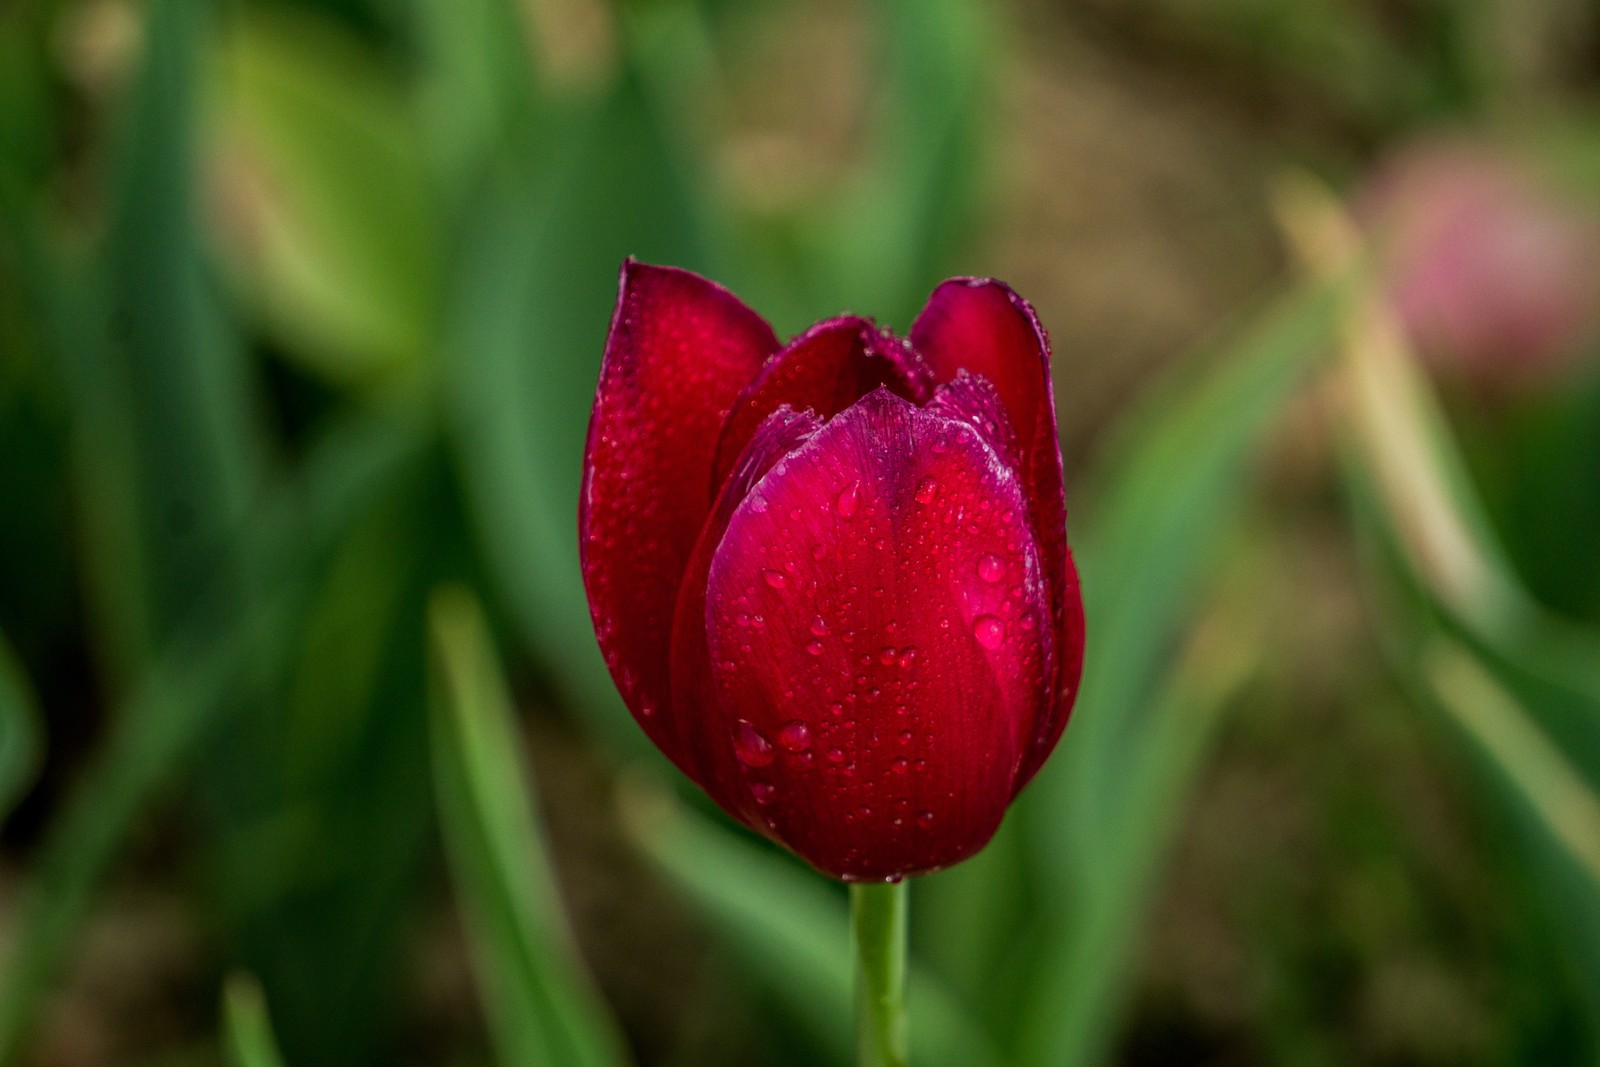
[850, 880, 909, 1067]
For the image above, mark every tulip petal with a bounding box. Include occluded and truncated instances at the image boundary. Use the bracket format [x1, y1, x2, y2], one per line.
[711, 317, 934, 491]
[926, 370, 1022, 473]
[670, 406, 824, 793]
[694, 389, 1053, 880]
[581, 261, 779, 767]
[911, 280, 1083, 786]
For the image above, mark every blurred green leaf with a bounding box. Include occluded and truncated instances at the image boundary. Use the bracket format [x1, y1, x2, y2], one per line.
[223, 973, 288, 1067]
[1041, 276, 1344, 869]
[0, 408, 426, 1064]
[428, 585, 630, 1067]
[0, 587, 295, 1065]
[1284, 177, 1600, 774]
[832, 0, 992, 320]
[622, 786, 1004, 1067]
[1008, 276, 1344, 1066]
[411, 0, 540, 191]
[0, 633, 42, 821]
[1017, 554, 1265, 1067]
[208, 6, 440, 383]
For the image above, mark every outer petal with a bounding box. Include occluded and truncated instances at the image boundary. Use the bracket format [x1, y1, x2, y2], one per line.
[580, 260, 779, 770]
[693, 389, 1053, 880]
[710, 317, 934, 491]
[910, 280, 1084, 787]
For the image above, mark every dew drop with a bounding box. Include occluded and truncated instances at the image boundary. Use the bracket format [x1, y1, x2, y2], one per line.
[829, 702, 844, 716]
[977, 554, 1006, 583]
[749, 495, 769, 514]
[892, 757, 909, 774]
[733, 720, 774, 767]
[897, 648, 918, 669]
[810, 615, 830, 637]
[973, 615, 1005, 650]
[835, 481, 860, 519]
[762, 569, 787, 589]
[778, 721, 812, 752]
[806, 640, 825, 657]
[916, 810, 936, 829]
[878, 646, 898, 666]
[914, 477, 938, 504]
[898, 730, 912, 745]
[751, 781, 776, 804]
[826, 747, 846, 764]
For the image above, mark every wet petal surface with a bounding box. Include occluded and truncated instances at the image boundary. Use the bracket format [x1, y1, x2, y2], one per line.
[697, 389, 1053, 879]
[911, 279, 1083, 785]
[581, 261, 778, 770]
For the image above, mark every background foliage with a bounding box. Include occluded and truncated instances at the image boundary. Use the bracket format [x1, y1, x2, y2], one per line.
[2, 0, 1600, 1063]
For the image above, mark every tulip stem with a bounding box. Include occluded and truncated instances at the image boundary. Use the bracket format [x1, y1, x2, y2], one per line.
[850, 879, 909, 1067]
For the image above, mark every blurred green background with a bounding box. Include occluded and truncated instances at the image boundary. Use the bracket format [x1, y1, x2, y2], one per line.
[4, 0, 1600, 1064]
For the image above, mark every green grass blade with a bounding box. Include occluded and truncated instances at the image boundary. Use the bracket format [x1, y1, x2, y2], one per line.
[222, 973, 288, 1067]
[209, 6, 441, 383]
[0, 410, 425, 1064]
[1005, 276, 1344, 1065]
[0, 633, 42, 821]
[621, 786, 1005, 1067]
[1035, 276, 1344, 877]
[1017, 562, 1265, 1066]
[428, 586, 630, 1067]
[0, 590, 296, 1064]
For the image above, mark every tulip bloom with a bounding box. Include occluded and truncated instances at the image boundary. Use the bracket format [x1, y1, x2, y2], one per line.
[581, 261, 1084, 881]
[1361, 141, 1600, 384]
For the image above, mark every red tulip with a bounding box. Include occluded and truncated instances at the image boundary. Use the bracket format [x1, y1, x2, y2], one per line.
[580, 261, 1084, 881]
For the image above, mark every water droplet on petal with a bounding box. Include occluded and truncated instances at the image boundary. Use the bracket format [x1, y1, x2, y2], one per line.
[897, 648, 917, 669]
[878, 646, 898, 666]
[835, 481, 860, 519]
[892, 757, 909, 774]
[810, 615, 830, 637]
[916, 810, 936, 829]
[749, 495, 769, 513]
[751, 781, 776, 804]
[977, 554, 1006, 583]
[806, 640, 825, 656]
[826, 747, 846, 764]
[914, 477, 938, 504]
[973, 615, 1004, 650]
[734, 720, 774, 767]
[898, 730, 912, 745]
[778, 721, 811, 752]
[762, 569, 787, 589]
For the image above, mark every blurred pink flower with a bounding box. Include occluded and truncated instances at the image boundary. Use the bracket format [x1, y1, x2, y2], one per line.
[1361, 140, 1600, 384]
